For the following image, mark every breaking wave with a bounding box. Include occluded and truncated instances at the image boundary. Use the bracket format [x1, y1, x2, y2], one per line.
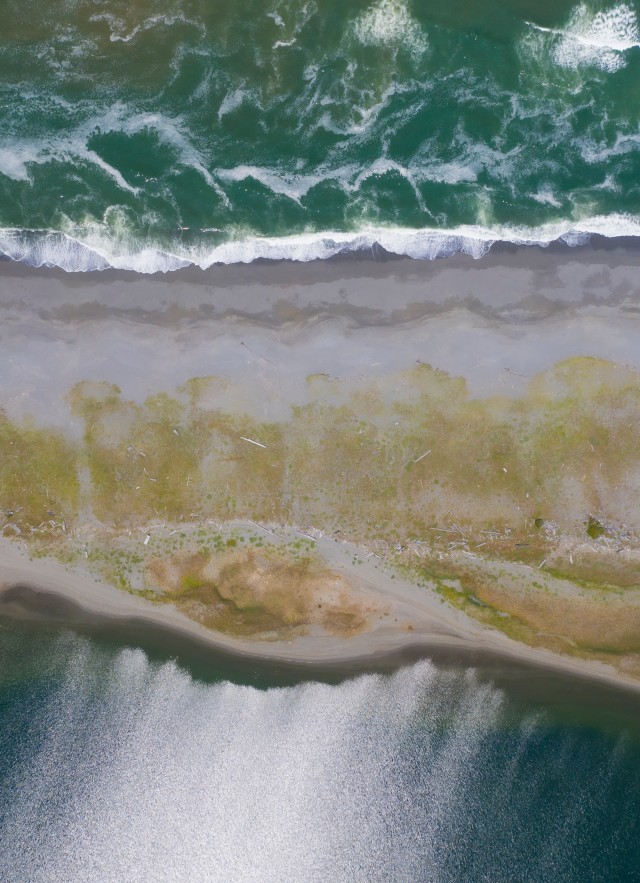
[3, 0, 640, 273]
[528, 3, 640, 72]
[2, 214, 640, 273]
[354, 0, 428, 58]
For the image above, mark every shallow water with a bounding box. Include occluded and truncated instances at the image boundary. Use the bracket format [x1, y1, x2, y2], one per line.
[3, 0, 640, 269]
[1, 623, 639, 882]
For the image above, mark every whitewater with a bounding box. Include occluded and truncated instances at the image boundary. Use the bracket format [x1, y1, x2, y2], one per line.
[3, 0, 640, 271]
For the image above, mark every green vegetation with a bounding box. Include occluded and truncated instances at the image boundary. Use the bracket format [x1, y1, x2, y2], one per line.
[1, 356, 639, 668]
[44, 357, 639, 546]
[587, 517, 605, 540]
[0, 410, 78, 534]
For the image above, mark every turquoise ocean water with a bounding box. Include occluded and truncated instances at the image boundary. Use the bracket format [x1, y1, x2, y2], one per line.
[3, 0, 640, 270]
[1, 624, 640, 881]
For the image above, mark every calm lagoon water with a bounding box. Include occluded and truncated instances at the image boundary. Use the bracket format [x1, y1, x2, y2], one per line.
[0, 621, 639, 882]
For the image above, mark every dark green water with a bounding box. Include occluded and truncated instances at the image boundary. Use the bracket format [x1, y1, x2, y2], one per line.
[2, 0, 640, 269]
[1, 621, 640, 881]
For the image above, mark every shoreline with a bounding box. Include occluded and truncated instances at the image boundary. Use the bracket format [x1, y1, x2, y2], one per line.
[4, 230, 640, 283]
[1, 538, 640, 699]
[3, 223, 640, 274]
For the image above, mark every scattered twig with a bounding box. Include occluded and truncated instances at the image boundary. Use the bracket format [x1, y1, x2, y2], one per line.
[240, 436, 267, 449]
[247, 520, 281, 538]
[295, 529, 317, 541]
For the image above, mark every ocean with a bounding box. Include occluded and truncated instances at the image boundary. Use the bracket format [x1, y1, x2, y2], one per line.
[0, 624, 639, 882]
[2, 0, 640, 270]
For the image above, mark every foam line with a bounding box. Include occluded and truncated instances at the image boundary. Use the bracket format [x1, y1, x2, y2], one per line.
[1, 214, 640, 273]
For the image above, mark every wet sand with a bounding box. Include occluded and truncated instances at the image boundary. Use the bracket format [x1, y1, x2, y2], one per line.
[2, 237, 640, 428]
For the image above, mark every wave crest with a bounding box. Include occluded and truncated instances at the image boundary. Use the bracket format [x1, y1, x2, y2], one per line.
[529, 3, 640, 72]
[354, 0, 428, 58]
[2, 215, 640, 273]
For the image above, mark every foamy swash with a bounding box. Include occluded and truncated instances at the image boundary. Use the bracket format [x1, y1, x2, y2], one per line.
[2, 215, 640, 274]
[1, 0, 640, 272]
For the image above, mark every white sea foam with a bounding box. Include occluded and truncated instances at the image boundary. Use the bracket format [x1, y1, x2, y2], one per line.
[529, 3, 640, 72]
[264, 0, 318, 52]
[2, 214, 640, 273]
[0, 133, 139, 193]
[352, 157, 426, 209]
[411, 135, 523, 189]
[313, 81, 405, 136]
[415, 161, 477, 186]
[216, 161, 391, 203]
[218, 88, 250, 120]
[267, 12, 286, 28]
[354, 0, 428, 58]
[0, 144, 43, 182]
[0, 101, 229, 205]
[89, 12, 206, 44]
[581, 129, 640, 163]
[216, 165, 326, 203]
[531, 186, 563, 208]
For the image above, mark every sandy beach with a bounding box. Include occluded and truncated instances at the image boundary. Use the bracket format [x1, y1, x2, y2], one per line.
[2, 237, 640, 426]
[2, 527, 640, 698]
[1, 239, 640, 692]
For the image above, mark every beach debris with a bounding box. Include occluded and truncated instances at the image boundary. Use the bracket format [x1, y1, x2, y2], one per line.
[248, 520, 282, 539]
[240, 436, 267, 449]
[295, 529, 317, 542]
[413, 450, 431, 463]
[144, 534, 151, 546]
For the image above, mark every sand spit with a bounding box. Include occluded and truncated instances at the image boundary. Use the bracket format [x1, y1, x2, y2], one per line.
[1, 530, 639, 695]
[0, 244, 640, 689]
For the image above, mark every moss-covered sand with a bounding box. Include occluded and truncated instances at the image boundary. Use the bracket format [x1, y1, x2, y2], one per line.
[2, 356, 640, 671]
[146, 542, 374, 638]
